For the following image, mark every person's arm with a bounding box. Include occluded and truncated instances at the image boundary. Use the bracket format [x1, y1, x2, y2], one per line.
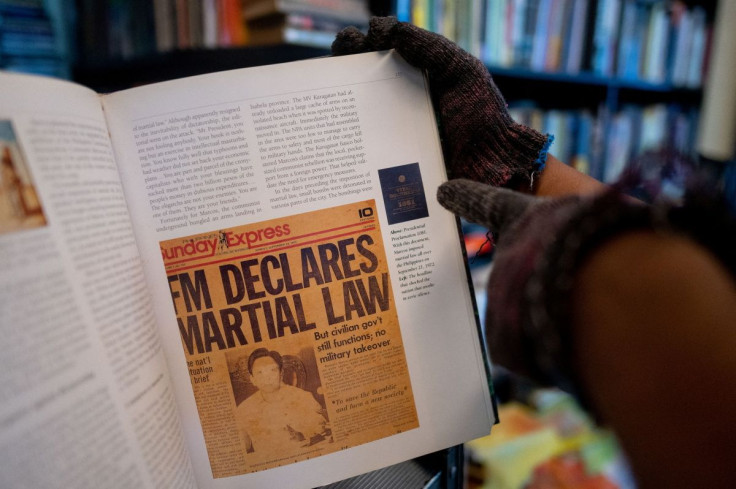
[531, 154, 606, 197]
[572, 231, 736, 489]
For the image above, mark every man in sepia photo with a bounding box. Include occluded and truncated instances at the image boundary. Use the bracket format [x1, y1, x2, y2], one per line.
[236, 348, 328, 462]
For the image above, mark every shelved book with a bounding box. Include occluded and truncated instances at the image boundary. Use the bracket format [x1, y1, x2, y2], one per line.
[0, 50, 495, 488]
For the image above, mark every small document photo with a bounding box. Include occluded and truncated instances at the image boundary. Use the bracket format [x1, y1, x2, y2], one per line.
[377, 162, 429, 225]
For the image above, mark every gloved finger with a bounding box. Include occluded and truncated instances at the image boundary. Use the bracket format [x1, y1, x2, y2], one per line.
[332, 17, 400, 56]
[437, 179, 537, 232]
[363, 16, 399, 50]
[331, 26, 371, 56]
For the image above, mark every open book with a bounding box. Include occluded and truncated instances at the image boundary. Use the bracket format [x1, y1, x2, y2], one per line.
[0, 51, 495, 488]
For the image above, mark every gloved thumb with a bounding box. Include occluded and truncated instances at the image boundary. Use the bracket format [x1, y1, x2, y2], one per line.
[331, 17, 398, 56]
[437, 179, 538, 233]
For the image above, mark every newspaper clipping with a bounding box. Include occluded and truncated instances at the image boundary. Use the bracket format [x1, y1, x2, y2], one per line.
[161, 200, 419, 477]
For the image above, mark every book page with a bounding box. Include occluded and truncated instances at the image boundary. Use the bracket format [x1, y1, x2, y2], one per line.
[102, 51, 494, 489]
[0, 73, 196, 488]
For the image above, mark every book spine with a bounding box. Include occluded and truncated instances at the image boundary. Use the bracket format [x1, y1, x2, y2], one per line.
[431, 0, 444, 34]
[685, 7, 707, 88]
[175, 0, 190, 48]
[153, 0, 176, 52]
[412, 0, 430, 29]
[615, 0, 635, 79]
[442, 0, 457, 41]
[544, 0, 569, 72]
[530, 0, 551, 71]
[483, 0, 501, 66]
[202, 0, 218, 48]
[218, 0, 247, 46]
[395, 0, 411, 22]
[562, 0, 588, 73]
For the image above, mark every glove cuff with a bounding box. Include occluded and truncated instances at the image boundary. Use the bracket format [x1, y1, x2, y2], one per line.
[442, 98, 553, 188]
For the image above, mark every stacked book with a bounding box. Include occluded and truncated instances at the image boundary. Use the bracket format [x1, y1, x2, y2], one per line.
[245, 0, 370, 48]
[0, 0, 67, 77]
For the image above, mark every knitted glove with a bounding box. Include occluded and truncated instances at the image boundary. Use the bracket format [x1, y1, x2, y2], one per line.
[332, 17, 552, 188]
[437, 178, 736, 401]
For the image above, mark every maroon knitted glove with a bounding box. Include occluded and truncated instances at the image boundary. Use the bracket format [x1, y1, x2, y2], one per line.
[437, 178, 736, 401]
[332, 17, 552, 188]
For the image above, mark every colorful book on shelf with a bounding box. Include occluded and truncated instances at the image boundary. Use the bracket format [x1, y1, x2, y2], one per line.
[543, 0, 569, 72]
[530, 0, 552, 71]
[483, 0, 505, 66]
[153, 0, 176, 51]
[685, 7, 707, 88]
[615, 0, 647, 81]
[218, 0, 249, 46]
[429, 0, 444, 37]
[440, 0, 457, 42]
[454, 0, 472, 54]
[516, 0, 539, 68]
[591, 0, 622, 77]
[175, 0, 191, 48]
[638, 104, 668, 153]
[551, 0, 576, 71]
[571, 110, 593, 176]
[603, 108, 635, 183]
[502, 0, 516, 66]
[201, 0, 218, 47]
[411, 0, 430, 29]
[188, 0, 204, 47]
[670, 1, 692, 86]
[509, 0, 528, 68]
[395, 0, 411, 22]
[561, 0, 590, 74]
[642, 1, 669, 83]
[470, 0, 484, 57]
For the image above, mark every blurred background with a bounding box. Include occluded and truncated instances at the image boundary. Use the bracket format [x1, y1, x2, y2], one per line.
[2, 0, 734, 487]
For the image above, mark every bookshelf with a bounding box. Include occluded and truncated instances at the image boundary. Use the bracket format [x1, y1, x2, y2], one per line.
[486, 64, 703, 110]
[390, 0, 716, 183]
[62, 0, 718, 185]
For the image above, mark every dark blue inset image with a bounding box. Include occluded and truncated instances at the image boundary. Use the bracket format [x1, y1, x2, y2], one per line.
[378, 162, 430, 225]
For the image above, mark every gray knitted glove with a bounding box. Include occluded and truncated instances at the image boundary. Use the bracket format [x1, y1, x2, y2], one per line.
[332, 17, 552, 188]
[437, 178, 736, 401]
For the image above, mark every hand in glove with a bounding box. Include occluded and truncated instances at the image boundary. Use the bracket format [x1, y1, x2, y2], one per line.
[332, 17, 552, 188]
[436, 178, 736, 404]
